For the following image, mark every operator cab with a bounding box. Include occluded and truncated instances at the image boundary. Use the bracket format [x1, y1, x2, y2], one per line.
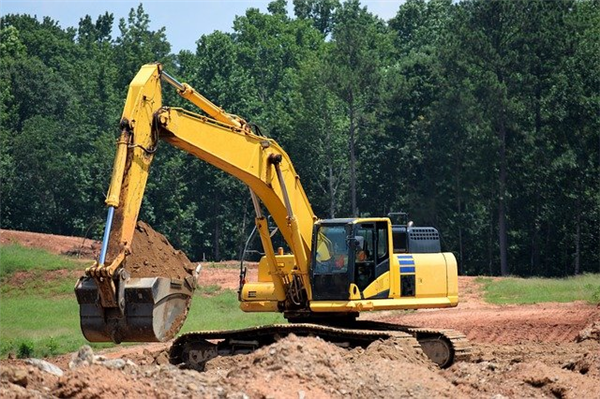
[310, 218, 390, 301]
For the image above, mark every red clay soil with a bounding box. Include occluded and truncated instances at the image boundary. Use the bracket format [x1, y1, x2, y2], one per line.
[1, 229, 600, 399]
[120, 221, 195, 279]
[0, 229, 100, 259]
[384, 300, 598, 344]
[199, 262, 258, 290]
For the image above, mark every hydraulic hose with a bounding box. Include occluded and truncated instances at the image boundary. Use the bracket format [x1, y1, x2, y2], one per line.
[98, 206, 115, 266]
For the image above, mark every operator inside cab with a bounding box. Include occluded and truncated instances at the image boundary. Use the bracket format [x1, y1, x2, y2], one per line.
[315, 226, 348, 273]
[355, 236, 368, 261]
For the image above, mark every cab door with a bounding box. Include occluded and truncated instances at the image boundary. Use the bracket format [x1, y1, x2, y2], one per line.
[356, 221, 391, 299]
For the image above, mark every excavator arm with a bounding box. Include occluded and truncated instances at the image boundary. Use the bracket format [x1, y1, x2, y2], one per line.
[76, 63, 316, 343]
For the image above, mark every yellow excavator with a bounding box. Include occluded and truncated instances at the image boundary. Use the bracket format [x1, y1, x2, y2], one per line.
[75, 63, 470, 369]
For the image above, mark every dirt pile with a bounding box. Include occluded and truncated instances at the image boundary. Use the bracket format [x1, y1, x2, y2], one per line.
[119, 221, 195, 279]
[100, 221, 197, 340]
[0, 336, 458, 399]
[6, 336, 599, 399]
[215, 334, 456, 399]
[445, 357, 600, 399]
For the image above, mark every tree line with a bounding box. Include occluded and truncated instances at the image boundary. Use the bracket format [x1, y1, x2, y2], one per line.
[1, 0, 599, 277]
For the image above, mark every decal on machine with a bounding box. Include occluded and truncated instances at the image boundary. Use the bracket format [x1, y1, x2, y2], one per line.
[397, 255, 416, 297]
[397, 255, 415, 273]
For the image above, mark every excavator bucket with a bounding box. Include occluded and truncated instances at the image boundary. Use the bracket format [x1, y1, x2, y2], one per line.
[75, 275, 194, 343]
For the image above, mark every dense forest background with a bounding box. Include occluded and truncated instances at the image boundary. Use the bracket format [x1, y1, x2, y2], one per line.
[1, 0, 599, 277]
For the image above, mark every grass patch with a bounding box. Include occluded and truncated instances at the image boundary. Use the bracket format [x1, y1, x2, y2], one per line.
[0, 296, 113, 358]
[203, 262, 241, 269]
[1, 273, 77, 297]
[1, 288, 286, 358]
[0, 244, 285, 357]
[182, 289, 285, 332]
[196, 284, 224, 296]
[476, 273, 600, 305]
[0, 243, 85, 277]
[0, 243, 95, 356]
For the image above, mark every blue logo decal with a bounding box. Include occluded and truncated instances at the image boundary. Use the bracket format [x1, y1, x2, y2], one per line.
[397, 255, 416, 273]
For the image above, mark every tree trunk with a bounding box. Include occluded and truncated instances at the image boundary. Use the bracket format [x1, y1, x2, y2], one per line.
[530, 73, 542, 275]
[238, 198, 249, 260]
[214, 218, 220, 261]
[455, 163, 463, 274]
[574, 205, 581, 275]
[329, 163, 336, 218]
[498, 117, 509, 276]
[213, 190, 220, 261]
[349, 104, 357, 217]
[488, 208, 494, 276]
[326, 129, 336, 218]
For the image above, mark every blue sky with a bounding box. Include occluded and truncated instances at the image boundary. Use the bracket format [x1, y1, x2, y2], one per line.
[1, 1, 404, 53]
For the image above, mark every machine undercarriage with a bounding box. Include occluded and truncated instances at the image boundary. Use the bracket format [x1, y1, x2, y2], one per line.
[169, 321, 471, 370]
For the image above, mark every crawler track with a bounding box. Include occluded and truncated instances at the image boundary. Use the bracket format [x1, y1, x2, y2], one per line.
[349, 320, 472, 367]
[169, 322, 471, 370]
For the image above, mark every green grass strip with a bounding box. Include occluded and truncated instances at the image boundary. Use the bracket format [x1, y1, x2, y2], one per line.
[0, 243, 85, 277]
[182, 289, 285, 332]
[0, 296, 113, 358]
[0, 244, 285, 358]
[475, 273, 600, 305]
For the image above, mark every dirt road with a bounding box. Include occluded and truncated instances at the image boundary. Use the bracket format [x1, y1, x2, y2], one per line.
[1, 230, 599, 398]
